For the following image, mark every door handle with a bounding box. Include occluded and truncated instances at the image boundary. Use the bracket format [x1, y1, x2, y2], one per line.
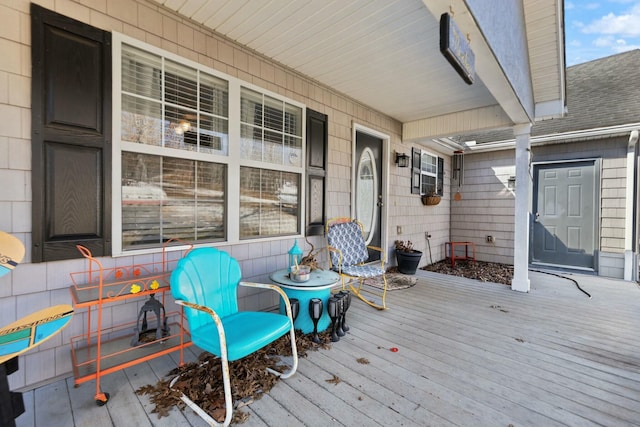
[534, 212, 540, 222]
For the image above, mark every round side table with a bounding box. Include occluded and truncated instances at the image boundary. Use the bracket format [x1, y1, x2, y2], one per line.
[269, 269, 340, 334]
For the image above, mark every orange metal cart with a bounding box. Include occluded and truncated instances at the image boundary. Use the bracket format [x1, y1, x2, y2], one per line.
[68, 241, 192, 405]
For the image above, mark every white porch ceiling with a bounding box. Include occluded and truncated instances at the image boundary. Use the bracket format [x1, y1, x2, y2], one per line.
[151, 0, 498, 123]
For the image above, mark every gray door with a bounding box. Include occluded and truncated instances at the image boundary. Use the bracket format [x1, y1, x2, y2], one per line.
[532, 161, 598, 269]
[355, 131, 383, 262]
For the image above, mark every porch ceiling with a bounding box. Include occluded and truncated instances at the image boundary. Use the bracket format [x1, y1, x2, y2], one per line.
[152, 0, 564, 141]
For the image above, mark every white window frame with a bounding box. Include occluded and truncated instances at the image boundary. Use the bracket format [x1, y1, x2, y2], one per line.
[419, 149, 439, 196]
[112, 33, 306, 256]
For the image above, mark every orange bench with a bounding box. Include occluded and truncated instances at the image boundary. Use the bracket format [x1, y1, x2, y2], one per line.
[445, 241, 476, 268]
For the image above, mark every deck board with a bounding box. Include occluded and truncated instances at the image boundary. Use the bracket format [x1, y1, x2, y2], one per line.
[33, 381, 74, 427]
[13, 270, 640, 427]
[65, 377, 113, 427]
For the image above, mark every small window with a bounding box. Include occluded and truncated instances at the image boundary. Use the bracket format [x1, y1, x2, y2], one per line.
[420, 151, 438, 195]
[411, 148, 443, 197]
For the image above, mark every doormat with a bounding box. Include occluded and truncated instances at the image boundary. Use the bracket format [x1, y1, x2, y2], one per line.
[363, 271, 417, 291]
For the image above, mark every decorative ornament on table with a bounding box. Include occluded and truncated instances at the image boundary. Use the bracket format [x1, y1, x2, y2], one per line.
[288, 240, 303, 273]
[299, 237, 323, 271]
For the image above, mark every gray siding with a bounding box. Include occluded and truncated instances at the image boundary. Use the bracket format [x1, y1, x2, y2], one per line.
[452, 136, 629, 270]
[2, 0, 429, 389]
[450, 150, 515, 264]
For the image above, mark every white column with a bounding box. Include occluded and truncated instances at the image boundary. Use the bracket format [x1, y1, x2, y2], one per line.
[624, 130, 638, 281]
[512, 123, 532, 292]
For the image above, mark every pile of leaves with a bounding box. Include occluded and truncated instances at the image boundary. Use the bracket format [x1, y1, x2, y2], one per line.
[421, 259, 513, 285]
[136, 330, 332, 424]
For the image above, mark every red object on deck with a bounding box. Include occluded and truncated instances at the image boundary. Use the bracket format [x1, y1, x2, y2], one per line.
[445, 241, 476, 268]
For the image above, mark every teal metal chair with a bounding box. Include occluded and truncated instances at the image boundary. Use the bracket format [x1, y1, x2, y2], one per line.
[169, 247, 298, 427]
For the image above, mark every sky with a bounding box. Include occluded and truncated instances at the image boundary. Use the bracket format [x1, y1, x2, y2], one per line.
[565, 0, 640, 66]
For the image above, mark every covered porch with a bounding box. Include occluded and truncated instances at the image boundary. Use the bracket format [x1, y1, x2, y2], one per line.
[16, 271, 640, 426]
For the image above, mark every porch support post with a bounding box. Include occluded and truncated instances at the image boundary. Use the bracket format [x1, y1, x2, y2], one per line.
[512, 123, 532, 292]
[624, 130, 639, 281]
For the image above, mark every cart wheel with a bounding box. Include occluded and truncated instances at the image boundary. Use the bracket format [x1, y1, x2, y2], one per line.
[95, 392, 110, 406]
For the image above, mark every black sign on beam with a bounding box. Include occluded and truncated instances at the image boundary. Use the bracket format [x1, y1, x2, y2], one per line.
[440, 13, 475, 85]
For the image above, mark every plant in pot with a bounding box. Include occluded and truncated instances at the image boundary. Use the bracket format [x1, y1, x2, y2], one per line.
[395, 240, 423, 275]
[421, 191, 441, 206]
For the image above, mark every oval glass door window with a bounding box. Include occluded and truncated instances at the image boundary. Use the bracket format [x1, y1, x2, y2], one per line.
[356, 147, 378, 244]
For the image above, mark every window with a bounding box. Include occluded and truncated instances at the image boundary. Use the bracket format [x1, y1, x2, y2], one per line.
[114, 35, 304, 254]
[412, 148, 444, 196]
[239, 87, 303, 239]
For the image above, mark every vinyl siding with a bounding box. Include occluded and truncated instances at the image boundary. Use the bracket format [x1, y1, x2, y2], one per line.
[451, 136, 629, 268]
[2, 0, 418, 389]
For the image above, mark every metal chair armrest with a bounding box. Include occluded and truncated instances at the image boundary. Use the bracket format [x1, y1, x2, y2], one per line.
[239, 282, 295, 320]
[326, 246, 343, 271]
[174, 299, 224, 329]
[367, 245, 387, 266]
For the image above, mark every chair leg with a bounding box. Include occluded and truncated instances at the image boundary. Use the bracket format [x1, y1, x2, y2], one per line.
[266, 318, 298, 379]
[348, 276, 388, 310]
[169, 357, 234, 427]
[168, 317, 297, 426]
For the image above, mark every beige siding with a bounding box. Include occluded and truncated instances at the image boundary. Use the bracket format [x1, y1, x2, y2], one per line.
[450, 151, 515, 265]
[452, 137, 629, 268]
[2, 0, 432, 389]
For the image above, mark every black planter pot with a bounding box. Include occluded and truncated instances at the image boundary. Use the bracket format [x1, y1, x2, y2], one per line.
[396, 250, 422, 275]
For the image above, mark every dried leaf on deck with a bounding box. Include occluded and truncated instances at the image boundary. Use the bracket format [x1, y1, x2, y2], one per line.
[325, 374, 341, 385]
[136, 329, 333, 423]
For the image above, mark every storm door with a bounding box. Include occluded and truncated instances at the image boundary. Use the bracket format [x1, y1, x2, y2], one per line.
[355, 131, 383, 261]
[532, 160, 599, 270]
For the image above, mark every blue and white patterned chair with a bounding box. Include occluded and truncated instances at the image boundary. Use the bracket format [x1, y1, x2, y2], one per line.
[326, 217, 388, 310]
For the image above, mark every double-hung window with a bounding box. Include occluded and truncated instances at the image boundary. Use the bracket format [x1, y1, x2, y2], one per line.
[420, 152, 438, 195]
[239, 87, 303, 238]
[413, 149, 443, 196]
[113, 34, 304, 254]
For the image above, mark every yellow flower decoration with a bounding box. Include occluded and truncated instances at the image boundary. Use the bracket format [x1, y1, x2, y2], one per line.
[130, 284, 141, 294]
[150, 280, 160, 290]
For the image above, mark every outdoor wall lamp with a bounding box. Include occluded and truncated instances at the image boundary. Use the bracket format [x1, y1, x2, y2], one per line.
[508, 176, 516, 190]
[395, 152, 410, 168]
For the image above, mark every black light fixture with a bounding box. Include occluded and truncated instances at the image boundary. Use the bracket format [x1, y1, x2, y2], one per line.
[395, 152, 410, 168]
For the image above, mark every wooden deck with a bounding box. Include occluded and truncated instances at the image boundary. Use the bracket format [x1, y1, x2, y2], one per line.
[14, 270, 640, 427]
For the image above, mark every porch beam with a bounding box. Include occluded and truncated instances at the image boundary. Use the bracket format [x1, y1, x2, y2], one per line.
[512, 123, 532, 292]
[402, 105, 513, 142]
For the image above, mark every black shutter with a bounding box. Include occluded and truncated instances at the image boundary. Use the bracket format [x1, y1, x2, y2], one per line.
[31, 5, 112, 262]
[437, 156, 444, 196]
[411, 147, 421, 194]
[305, 109, 328, 236]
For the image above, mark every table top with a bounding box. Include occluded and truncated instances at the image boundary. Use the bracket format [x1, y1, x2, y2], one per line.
[269, 268, 340, 290]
